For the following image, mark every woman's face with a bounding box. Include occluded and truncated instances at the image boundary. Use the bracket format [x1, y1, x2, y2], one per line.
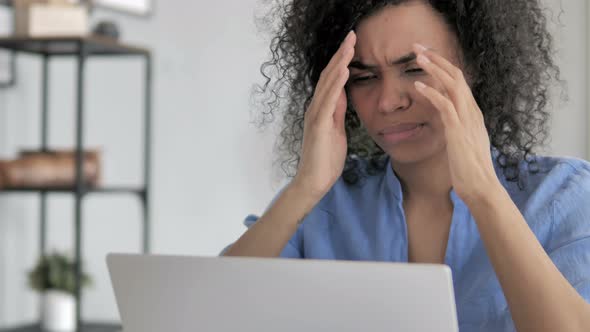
[348, 1, 466, 165]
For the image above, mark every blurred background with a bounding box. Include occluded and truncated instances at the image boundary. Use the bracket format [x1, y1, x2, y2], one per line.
[0, 0, 587, 329]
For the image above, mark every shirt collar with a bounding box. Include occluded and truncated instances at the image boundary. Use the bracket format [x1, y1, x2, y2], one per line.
[383, 147, 502, 205]
[383, 157, 403, 201]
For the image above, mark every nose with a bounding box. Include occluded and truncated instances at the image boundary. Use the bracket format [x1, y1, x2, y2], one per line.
[377, 75, 411, 114]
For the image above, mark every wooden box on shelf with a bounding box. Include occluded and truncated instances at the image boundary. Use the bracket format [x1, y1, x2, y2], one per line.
[0, 149, 101, 190]
[14, 0, 88, 37]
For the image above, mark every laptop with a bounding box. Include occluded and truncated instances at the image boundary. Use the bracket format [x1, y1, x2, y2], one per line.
[107, 253, 459, 332]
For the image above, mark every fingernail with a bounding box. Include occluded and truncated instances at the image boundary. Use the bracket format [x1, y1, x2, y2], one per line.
[414, 43, 428, 52]
[417, 54, 430, 64]
[414, 81, 427, 89]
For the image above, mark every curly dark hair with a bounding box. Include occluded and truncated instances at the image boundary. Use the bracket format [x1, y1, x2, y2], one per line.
[253, 0, 563, 187]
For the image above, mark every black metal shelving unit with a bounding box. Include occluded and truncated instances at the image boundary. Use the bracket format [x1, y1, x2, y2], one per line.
[0, 35, 152, 332]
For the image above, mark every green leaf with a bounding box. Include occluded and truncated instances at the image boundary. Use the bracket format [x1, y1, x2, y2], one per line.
[27, 251, 92, 295]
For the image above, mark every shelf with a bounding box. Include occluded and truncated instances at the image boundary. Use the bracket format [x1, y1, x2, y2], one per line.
[0, 322, 122, 332]
[0, 9, 152, 325]
[0, 186, 146, 196]
[0, 35, 149, 56]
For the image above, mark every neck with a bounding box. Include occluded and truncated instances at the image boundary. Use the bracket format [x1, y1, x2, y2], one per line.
[392, 151, 453, 206]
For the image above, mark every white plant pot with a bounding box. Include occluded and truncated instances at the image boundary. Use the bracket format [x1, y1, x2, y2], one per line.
[41, 290, 76, 332]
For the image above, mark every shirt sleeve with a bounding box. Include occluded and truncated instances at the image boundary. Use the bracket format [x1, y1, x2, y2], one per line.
[547, 161, 590, 303]
[218, 214, 303, 258]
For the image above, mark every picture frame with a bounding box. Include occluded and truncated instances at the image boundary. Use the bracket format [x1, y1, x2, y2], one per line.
[0, 0, 153, 16]
[93, 0, 152, 17]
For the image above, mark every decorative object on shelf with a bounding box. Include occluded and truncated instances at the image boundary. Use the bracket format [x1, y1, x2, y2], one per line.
[92, 20, 119, 40]
[28, 252, 92, 331]
[14, 0, 89, 37]
[0, 149, 101, 189]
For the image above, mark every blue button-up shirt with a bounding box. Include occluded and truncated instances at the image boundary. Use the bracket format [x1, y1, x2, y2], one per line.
[226, 155, 590, 331]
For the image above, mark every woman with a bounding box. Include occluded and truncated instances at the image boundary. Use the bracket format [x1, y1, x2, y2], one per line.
[223, 0, 590, 331]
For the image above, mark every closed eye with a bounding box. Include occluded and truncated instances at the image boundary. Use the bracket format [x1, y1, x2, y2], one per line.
[405, 68, 424, 74]
[349, 75, 376, 85]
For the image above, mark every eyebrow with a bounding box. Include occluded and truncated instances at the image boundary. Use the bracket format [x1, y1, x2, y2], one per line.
[349, 52, 417, 70]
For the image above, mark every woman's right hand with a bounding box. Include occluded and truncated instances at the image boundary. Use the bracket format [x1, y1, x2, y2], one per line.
[292, 31, 357, 200]
[224, 31, 357, 258]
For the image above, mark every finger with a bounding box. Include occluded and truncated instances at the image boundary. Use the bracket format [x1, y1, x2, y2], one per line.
[313, 37, 355, 122]
[316, 32, 356, 99]
[414, 80, 459, 128]
[416, 53, 470, 121]
[310, 32, 356, 119]
[317, 67, 350, 124]
[413, 43, 464, 81]
[308, 47, 354, 124]
[415, 52, 459, 103]
[318, 31, 356, 90]
[333, 91, 347, 132]
[320, 44, 355, 103]
[326, 31, 357, 76]
[414, 45, 472, 121]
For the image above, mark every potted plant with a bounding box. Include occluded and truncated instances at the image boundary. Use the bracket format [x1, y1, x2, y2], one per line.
[28, 252, 92, 331]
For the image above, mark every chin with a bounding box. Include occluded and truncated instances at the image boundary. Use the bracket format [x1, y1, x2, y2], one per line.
[381, 140, 446, 166]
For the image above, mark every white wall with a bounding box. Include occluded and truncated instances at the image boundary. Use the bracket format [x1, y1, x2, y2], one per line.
[545, 0, 588, 158]
[0, 0, 587, 327]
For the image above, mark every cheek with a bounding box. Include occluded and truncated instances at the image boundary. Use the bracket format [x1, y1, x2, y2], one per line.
[413, 80, 447, 123]
[348, 89, 372, 121]
[348, 87, 364, 107]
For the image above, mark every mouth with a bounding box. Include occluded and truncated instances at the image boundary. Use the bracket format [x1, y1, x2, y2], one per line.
[379, 123, 426, 144]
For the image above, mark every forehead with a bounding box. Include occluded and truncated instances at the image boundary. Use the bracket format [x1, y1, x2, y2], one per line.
[353, 2, 458, 63]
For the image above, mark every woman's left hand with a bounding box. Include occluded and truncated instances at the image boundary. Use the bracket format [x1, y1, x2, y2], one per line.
[412, 43, 501, 204]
